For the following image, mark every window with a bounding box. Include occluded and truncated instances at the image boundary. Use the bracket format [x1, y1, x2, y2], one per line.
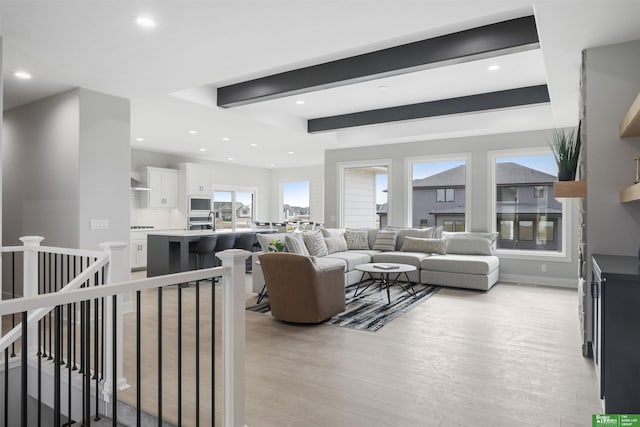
[410, 157, 467, 234]
[213, 189, 255, 230]
[436, 188, 455, 202]
[493, 152, 563, 252]
[341, 165, 388, 229]
[282, 181, 309, 222]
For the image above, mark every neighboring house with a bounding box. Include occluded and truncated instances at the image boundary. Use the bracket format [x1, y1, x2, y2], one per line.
[283, 204, 310, 222]
[376, 203, 388, 229]
[412, 162, 562, 250]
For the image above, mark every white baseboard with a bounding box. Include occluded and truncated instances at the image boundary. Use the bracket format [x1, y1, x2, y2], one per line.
[499, 274, 577, 289]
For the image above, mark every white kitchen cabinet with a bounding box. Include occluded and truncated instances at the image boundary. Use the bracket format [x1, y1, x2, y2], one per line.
[144, 167, 178, 208]
[130, 238, 147, 269]
[186, 163, 213, 195]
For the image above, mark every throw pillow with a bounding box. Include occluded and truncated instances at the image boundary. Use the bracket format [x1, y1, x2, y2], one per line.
[372, 230, 397, 252]
[302, 231, 329, 257]
[321, 228, 346, 238]
[442, 232, 498, 256]
[388, 226, 434, 251]
[400, 237, 446, 254]
[324, 236, 348, 254]
[285, 234, 310, 256]
[256, 232, 288, 252]
[344, 229, 370, 250]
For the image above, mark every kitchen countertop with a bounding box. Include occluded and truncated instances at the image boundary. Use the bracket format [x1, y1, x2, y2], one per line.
[147, 229, 266, 237]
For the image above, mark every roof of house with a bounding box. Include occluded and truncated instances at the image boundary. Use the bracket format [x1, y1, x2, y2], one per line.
[413, 162, 557, 187]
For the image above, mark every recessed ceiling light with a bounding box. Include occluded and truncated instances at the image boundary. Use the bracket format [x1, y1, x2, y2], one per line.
[227, 157, 234, 161]
[135, 137, 144, 142]
[189, 130, 198, 135]
[250, 143, 258, 147]
[377, 85, 389, 90]
[287, 151, 295, 155]
[14, 71, 32, 80]
[221, 137, 230, 142]
[487, 65, 500, 71]
[136, 16, 156, 28]
[295, 100, 305, 105]
[199, 148, 206, 152]
[270, 164, 275, 168]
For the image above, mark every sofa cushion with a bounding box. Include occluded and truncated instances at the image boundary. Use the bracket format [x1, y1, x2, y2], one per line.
[372, 230, 397, 251]
[313, 256, 346, 271]
[285, 234, 310, 256]
[344, 229, 370, 250]
[401, 237, 446, 254]
[347, 249, 382, 258]
[321, 228, 345, 238]
[302, 231, 328, 257]
[442, 232, 498, 256]
[389, 227, 434, 250]
[325, 251, 371, 271]
[367, 229, 379, 250]
[420, 254, 499, 275]
[256, 232, 288, 252]
[324, 236, 348, 254]
[371, 251, 430, 268]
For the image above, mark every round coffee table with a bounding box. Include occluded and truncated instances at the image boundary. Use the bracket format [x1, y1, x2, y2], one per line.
[354, 263, 417, 304]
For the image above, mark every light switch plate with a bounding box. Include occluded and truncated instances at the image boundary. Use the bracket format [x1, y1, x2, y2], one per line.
[90, 219, 110, 230]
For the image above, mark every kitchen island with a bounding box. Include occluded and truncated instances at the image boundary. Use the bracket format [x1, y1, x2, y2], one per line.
[146, 229, 274, 277]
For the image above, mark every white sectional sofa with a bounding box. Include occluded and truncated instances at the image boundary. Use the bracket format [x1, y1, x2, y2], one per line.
[252, 228, 500, 293]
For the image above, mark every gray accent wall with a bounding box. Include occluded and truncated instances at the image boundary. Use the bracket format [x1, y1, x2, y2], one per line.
[325, 129, 580, 285]
[584, 40, 640, 259]
[3, 88, 131, 293]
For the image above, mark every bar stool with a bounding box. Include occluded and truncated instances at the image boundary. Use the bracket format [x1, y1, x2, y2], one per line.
[234, 233, 258, 272]
[189, 236, 218, 270]
[214, 234, 237, 267]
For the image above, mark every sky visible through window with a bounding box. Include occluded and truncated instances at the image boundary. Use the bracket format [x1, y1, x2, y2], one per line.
[412, 160, 465, 179]
[376, 173, 387, 205]
[283, 181, 309, 207]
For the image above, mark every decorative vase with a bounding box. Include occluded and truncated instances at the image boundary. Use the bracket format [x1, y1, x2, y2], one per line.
[557, 167, 575, 182]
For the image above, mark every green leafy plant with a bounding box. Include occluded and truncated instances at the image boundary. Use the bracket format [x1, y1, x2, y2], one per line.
[268, 240, 284, 252]
[549, 123, 581, 181]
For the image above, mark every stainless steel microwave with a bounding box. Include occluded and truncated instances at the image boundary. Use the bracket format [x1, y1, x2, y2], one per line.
[189, 196, 212, 214]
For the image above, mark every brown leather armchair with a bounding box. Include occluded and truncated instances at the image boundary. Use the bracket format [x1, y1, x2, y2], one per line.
[258, 253, 346, 323]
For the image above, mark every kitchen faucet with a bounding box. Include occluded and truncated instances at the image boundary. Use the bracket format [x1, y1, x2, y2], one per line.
[208, 211, 216, 231]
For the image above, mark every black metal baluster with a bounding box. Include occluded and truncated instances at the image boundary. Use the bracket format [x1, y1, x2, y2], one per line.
[11, 253, 16, 357]
[178, 284, 182, 426]
[84, 300, 91, 427]
[136, 290, 141, 427]
[196, 282, 200, 427]
[73, 256, 77, 371]
[59, 255, 65, 366]
[21, 312, 28, 427]
[158, 287, 163, 427]
[67, 303, 73, 426]
[80, 281, 85, 375]
[42, 254, 47, 359]
[48, 253, 52, 360]
[4, 347, 8, 427]
[54, 305, 61, 427]
[112, 295, 118, 427]
[37, 319, 42, 427]
[101, 266, 105, 381]
[211, 278, 216, 426]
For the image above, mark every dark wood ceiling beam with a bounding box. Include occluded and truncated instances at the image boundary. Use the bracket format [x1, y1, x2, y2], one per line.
[217, 15, 539, 107]
[307, 85, 550, 133]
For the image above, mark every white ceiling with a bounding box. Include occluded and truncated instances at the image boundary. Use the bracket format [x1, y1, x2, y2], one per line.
[2, 1, 640, 169]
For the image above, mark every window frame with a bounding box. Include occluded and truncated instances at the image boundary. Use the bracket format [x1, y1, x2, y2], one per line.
[212, 185, 257, 231]
[487, 147, 572, 261]
[405, 153, 472, 229]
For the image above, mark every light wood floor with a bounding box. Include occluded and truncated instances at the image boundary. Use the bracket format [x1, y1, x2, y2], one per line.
[122, 272, 602, 426]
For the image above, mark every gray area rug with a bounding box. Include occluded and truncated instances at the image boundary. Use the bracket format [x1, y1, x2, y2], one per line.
[246, 281, 441, 332]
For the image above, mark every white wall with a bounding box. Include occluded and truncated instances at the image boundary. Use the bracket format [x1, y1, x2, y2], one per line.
[343, 168, 376, 228]
[325, 129, 580, 286]
[270, 165, 324, 223]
